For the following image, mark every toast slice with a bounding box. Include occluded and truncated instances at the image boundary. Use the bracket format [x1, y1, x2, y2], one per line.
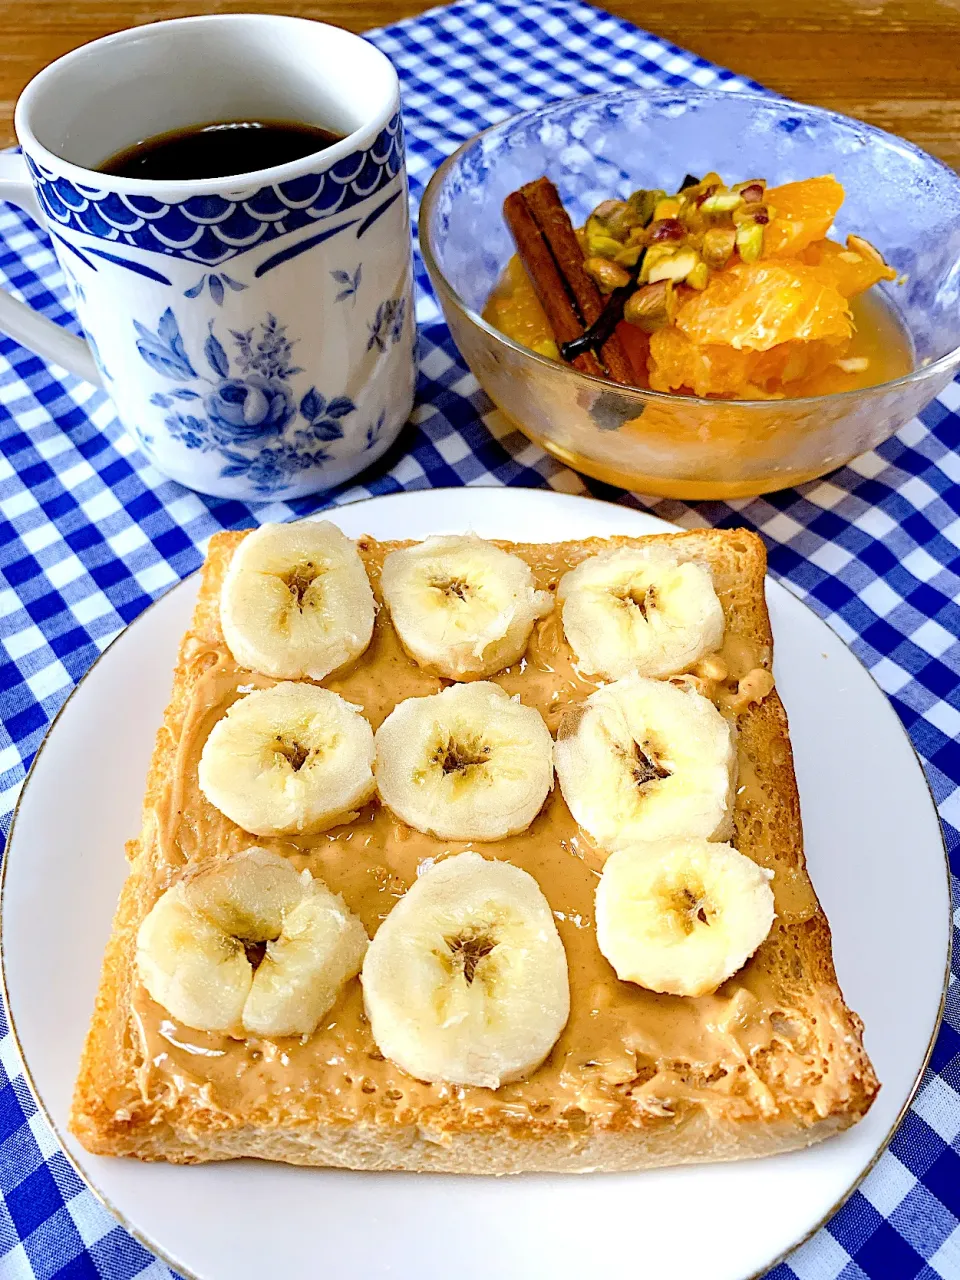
[70, 526, 878, 1172]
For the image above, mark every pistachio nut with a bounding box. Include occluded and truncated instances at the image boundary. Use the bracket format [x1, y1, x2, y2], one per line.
[614, 242, 646, 268]
[700, 188, 743, 214]
[592, 199, 627, 224]
[734, 180, 766, 204]
[702, 225, 737, 268]
[589, 200, 642, 242]
[649, 217, 686, 243]
[627, 188, 666, 228]
[680, 173, 722, 206]
[686, 260, 709, 290]
[583, 256, 632, 293]
[645, 246, 702, 285]
[653, 196, 682, 222]
[733, 204, 771, 228]
[623, 280, 676, 331]
[736, 222, 764, 263]
[585, 225, 625, 259]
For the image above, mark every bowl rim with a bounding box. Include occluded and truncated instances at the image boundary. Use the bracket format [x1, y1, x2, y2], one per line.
[418, 86, 960, 411]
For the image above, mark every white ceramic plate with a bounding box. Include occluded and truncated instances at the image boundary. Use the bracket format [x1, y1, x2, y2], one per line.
[1, 488, 949, 1280]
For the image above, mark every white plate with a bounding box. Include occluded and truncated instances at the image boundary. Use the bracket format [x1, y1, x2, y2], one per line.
[1, 488, 949, 1280]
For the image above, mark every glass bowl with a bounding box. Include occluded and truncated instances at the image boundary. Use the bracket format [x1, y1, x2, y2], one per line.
[419, 90, 960, 499]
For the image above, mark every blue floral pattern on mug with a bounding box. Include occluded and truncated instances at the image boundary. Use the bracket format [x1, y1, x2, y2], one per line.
[184, 272, 247, 305]
[332, 265, 362, 303]
[138, 307, 360, 494]
[365, 410, 387, 450]
[205, 377, 296, 441]
[367, 296, 407, 353]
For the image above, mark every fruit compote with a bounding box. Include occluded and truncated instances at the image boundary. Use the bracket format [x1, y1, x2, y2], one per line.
[486, 174, 912, 400]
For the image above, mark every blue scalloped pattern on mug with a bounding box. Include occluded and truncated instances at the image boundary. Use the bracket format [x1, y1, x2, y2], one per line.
[25, 114, 403, 267]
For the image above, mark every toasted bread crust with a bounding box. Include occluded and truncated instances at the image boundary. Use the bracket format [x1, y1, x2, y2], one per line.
[71, 527, 878, 1171]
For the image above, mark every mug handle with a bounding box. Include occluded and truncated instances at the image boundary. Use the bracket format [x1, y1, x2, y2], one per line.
[0, 154, 102, 385]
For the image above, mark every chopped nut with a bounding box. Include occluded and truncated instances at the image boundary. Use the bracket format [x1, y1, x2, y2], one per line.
[645, 246, 701, 285]
[678, 200, 706, 235]
[834, 356, 869, 373]
[735, 180, 766, 203]
[611, 206, 646, 239]
[627, 188, 666, 227]
[590, 199, 646, 241]
[695, 653, 729, 682]
[735, 204, 770, 228]
[680, 172, 722, 204]
[669, 673, 711, 697]
[736, 667, 775, 708]
[586, 213, 626, 247]
[736, 222, 764, 263]
[649, 217, 686, 243]
[653, 196, 682, 221]
[641, 244, 671, 276]
[585, 229, 625, 259]
[700, 188, 743, 214]
[614, 242, 646, 268]
[583, 255, 632, 293]
[702, 225, 737, 268]
[592, 199, 627, 224]
[624, 280, 675, 331]
[686, 260, 709, 289]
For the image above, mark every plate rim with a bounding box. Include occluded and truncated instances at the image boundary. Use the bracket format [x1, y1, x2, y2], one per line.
[0, 486, 951, 1280]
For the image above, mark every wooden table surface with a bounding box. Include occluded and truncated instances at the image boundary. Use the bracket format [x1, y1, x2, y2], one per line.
[0, 0, 955, 170]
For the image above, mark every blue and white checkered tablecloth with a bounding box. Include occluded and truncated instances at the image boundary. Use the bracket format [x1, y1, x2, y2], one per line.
[0, 1, 957, 1276]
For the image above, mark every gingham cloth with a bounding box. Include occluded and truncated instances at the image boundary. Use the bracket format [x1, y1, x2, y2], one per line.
[0, 1, 957, 1276]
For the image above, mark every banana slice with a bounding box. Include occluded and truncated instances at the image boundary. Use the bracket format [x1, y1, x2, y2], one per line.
[220, 521, 375, 681]
[554, 674, 736, 849]
[137, 848, 368, 1036]
[380, 534, 552, 679]
[362, 851, 569, 1088]
[199, 682, 375, 836]
[558, 546, 724, 679]
[595, 838, 775, 997]
[375, 682, 554, 840]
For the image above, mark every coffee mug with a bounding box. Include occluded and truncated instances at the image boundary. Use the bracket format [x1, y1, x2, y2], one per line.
[0, 14, 415, 501]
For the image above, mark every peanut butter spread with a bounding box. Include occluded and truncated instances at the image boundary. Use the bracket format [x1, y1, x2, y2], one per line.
[123, 534, 862, 1140]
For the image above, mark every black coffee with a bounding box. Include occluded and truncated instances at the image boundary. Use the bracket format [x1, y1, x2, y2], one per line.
[98, 120, 344, 181]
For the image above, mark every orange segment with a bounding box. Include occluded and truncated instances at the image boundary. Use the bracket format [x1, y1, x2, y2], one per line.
[763, 176, 845, 258]
[799, 238, 897, 298]
[648, 327, 759, 397]
[749, 339, 847, 389]
[648, 327, 843, 398]
[674, 259, 853, 352]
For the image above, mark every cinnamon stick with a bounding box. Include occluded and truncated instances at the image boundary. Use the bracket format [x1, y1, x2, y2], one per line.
[502, 191, 605, 379]
[520, 178, 639, 385]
